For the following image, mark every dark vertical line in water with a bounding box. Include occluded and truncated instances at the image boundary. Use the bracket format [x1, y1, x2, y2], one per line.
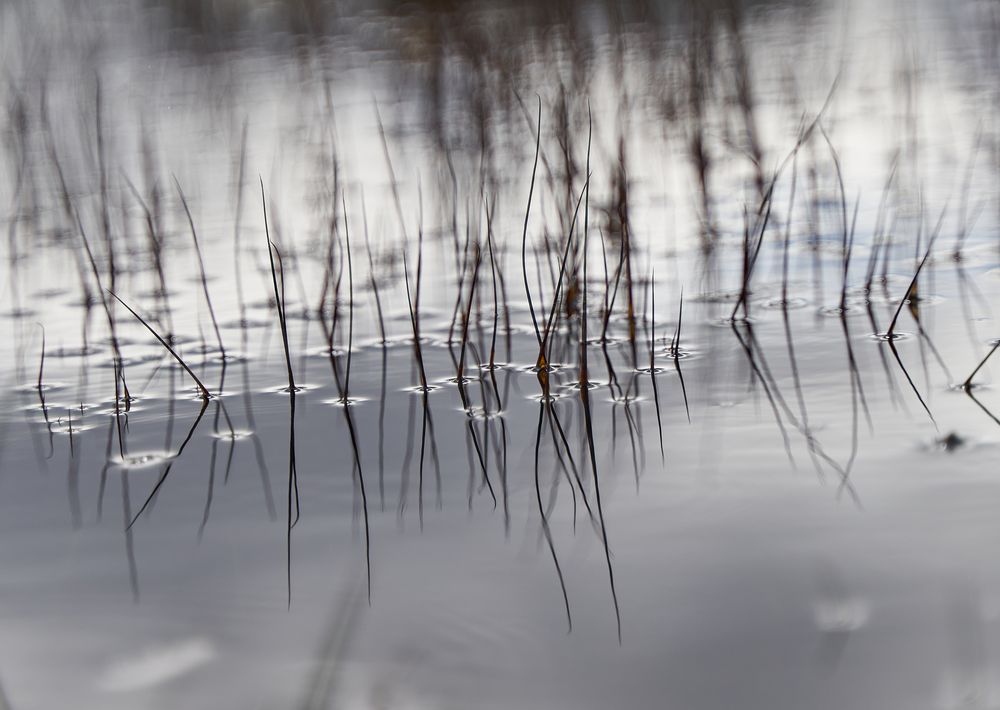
[886, 339, 936, 426]
[199, 437, 218, 543]
[730, 322, 796, 467]
[398, 360, 417, 523]
[464, 422, 476, 511]
[237, 351, 276, 520]
[782, 304, 822, 476]
[533, 400, 572, 632]
[96, 416, 114, 522]
[839, 314, 865, 480]
[481, 341, 511, 535]
[199, 365, 230, 541]
[222, 427, 237, 485]
[121, 470, 140, 603]
[66, 409, 81, 530]
[548, 403, 594, 524]
[417, 392, 428, 530]
[428, 402, 443, 511]
[621, 376, 643, 489]
[287, 391, 298, 608]
[378, 343, 387, 513]
[544, 405, 578, 531]
[601, 340, 623, 467]
[864, 299, 903, 410]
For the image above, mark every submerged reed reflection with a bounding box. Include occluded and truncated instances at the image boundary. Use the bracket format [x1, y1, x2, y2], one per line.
[1, 0, 1000, 707]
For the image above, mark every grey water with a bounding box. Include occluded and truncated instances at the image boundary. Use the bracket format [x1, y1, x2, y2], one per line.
[2, 0, 1000, 708]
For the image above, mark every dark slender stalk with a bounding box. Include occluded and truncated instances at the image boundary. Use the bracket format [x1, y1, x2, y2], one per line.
[341, 195, 354, 402]
[261, 178, 296, 392]
[522, 98, 544, 347]
[484, 196, 500, 369]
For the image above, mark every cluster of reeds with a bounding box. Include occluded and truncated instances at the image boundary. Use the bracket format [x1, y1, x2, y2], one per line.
[4, 0, 1000, 643]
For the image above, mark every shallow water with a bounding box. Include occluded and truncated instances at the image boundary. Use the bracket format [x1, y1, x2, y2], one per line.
[2, 0, 1000, 708]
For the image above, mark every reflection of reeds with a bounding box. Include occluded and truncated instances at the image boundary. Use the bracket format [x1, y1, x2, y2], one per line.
[8, 0, 1000, 659]
[128, 398, 210, 529]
